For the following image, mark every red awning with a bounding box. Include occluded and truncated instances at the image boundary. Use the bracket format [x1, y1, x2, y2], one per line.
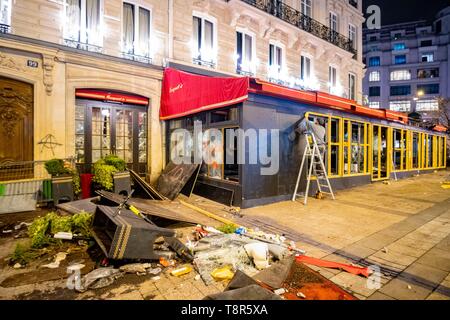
[159, 68, 249, 120]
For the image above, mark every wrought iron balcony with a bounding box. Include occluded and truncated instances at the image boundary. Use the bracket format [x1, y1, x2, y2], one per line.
[64, 39, 103, 53]
[122, 52, 153, 64]
[239, 0, 357, 58]
[0, 23, 10, 34]
[193, 57, 216, 68]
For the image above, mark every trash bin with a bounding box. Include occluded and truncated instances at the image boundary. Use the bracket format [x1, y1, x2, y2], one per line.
[80, 173, 94, 199]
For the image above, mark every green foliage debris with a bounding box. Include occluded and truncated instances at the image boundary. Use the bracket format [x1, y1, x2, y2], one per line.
[10, 243, 43, 265]
[217, 224, 237, 234]
[28, 211, 93, 249]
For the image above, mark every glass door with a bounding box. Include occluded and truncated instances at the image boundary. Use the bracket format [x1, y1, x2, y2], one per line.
[372, 125, 389, 180]
[75, 100, 147, 175]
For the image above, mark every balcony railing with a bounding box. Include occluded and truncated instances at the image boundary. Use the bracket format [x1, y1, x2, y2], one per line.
[0, 23, 10, 34]
[64, 39, 103, 53]
[122, 52, 153, 64]
[193, 57, 216, 68]
[239, 0, 357, 58]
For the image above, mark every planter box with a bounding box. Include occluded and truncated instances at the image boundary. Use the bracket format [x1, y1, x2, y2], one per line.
[52, 175, 74, 204]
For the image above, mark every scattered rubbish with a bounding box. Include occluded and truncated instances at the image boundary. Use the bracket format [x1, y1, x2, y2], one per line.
[407, 285, 412, 290]
[383, 181, 391, 185]
[159, 257, 175, 267]
[14, 222, 31, 231]
[217, 224, 238, 234]
[119, 263, 152, 274]
[151, 276, 161, 281]
[41, 252, 67, 269]
[235, 227, 247, 235]
[129, 169, 165, 200]
[164, 236, 194, 262]
[244, 243, 270, 270]
[13, 263, 22, 269]
[2, 230, 13, 234]
[315, 191, 324, 199]
[171, 265, 193, 277]
[156, 251, 176, 260]
[195, 274, 201, 281]
[54, 232, 73, 240]
[267, 244, 290, 261]
[297, 292, 306, 299]
[156, 162, 199, 200]
[296, 255, 371, 278]
[76, 267, 123, 292]
[148, 267, 162, 275]
[273, 288, 286, 295]
[91, 205, 175, 260]
[211, 265, 235, 281]
[382, 247, 388, 253]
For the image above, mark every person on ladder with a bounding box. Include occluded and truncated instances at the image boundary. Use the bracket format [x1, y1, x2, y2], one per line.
[289, 116, 327, 168]
[290, 115, 335, 204]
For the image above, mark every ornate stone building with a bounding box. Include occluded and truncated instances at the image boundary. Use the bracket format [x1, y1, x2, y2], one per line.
[0, 0, 364, 182]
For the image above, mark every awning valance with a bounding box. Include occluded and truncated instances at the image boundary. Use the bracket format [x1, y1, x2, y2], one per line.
[159, 68, 249, 120]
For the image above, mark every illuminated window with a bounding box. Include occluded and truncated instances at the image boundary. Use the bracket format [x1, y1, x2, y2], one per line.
[348, 73, 356, 101]
[421, 52, 434, 62]
[417, 68, 439, 79]
[394, 55, 407, 64]
[393, 43, 406, 51]
[123, 3, 152, 60]
[416, 99, 439, 111]
[64, 0, 102, 48]
[269, 43, 283, 79]
[393, 129, 407, 170]
[0, 0, 11, 28]
[369, 101, 380, 109]
[300, 55, 311, 80]
[329, 12, 338, 32]
[343, 120, 369, 175]
[193, 15, 216, 66]
[369, 56, 380, 66]
[329, 66, 337, 92]
[369, 71, 380, 82]
[236, 31, 255, 75]
[301, 0, 312, 17]
[348, 24, 357, 49]
[389, 100, 411, 112]
[390, 70, 411, 81]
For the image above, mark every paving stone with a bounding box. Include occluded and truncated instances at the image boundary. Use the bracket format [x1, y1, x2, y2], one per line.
[329, 272, 378, 297]
[355, 233, 397, 251]
[334, 244, 376, 261]
[371, 249, 418, 267]
[366, 291, 396, 300]
[378, 277, 432, 300]
[386, 242, 427, 258]
[415, 248, 450, 272]
[399, 263, 448, 290]
[426, 286, 450, 300]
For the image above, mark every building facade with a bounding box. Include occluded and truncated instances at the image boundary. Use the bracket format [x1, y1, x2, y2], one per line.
[363, 6, 450, 120]
[0, 0, 364, 183]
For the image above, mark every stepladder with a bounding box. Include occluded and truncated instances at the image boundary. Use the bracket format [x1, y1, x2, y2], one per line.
[292, 131, 335, 205]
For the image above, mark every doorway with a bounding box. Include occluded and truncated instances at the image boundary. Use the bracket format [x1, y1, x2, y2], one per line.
[372, 125, 389, 180]
[0, 77, 33, 181]
[75, 99, 148, 175]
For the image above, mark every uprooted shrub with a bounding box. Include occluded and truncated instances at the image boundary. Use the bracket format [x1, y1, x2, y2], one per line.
[28, 211, 93, 249]
[10, 211, 93, 265]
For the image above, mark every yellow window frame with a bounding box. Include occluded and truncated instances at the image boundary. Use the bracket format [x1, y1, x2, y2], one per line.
[342, 118, 370, 176]
[392, 128, 409, 172]
[304, 112, 343, 177]
[370, 124, 391, 181]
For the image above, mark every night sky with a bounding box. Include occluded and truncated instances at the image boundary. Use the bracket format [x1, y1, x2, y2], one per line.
[363, 0, 449, 25]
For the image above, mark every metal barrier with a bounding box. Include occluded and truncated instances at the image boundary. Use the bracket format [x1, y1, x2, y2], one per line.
[0, 158, 76, 211]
